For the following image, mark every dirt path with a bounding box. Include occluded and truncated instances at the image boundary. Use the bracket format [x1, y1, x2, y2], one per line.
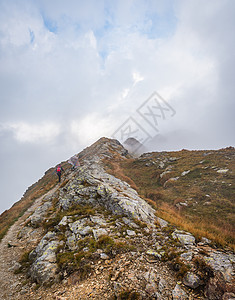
[0, 186, 58, 300]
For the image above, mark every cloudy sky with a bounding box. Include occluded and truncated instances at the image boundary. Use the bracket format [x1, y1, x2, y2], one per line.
[0, 0, 234, 213]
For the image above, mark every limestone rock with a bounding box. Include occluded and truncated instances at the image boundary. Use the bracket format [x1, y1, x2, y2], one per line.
[180, 251, 193, 262]
[126, 230, 136, 236]
[146, 249, 162, 260]
[204, 251, 235, 282]
[30, 201, 52, 227]
[156, 217, 168, 228]
[93, 228, 108, 240]
[222, 292, 235, 300]
[217, 169, 229, 174]
[90, 216, 107, 226]
[69, 218, 91, 236]
[29, 231, 59, 285]
[181, 170, 190, 176]
[183, 272, 202, 289]
[172, 284, 188, 300]
[122, 217, 139, 228]
[172, 230, 195, 247]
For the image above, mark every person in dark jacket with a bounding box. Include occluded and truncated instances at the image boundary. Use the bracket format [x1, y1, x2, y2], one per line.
[56, 164, 64, 182]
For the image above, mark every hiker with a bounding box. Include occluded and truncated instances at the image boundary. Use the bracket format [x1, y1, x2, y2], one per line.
[56, 164, 64, 183]
[68, 154, 80, 170]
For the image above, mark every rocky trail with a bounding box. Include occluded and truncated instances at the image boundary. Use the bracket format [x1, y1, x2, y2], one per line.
[0, 186, 58, 299]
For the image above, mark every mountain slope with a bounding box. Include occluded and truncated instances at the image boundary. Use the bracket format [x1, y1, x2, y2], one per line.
[0, 137, 234, 299]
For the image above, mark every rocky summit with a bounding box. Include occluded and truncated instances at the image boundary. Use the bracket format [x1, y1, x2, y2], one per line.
[0, 137, 234, 299]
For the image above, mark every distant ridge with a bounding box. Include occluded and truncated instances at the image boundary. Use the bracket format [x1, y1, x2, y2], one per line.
[123, 137, 147, 156]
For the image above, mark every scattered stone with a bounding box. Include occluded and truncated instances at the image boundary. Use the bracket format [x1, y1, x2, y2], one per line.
[100, 253, 109, 260]
[126, 230, 136, 236]
[122, 217, 139, 228]
[58, 216, 72, 226]
[69, 219, 91, 236]
[92, 228, 108, 240]
[204, 251, 235, 282]
[146, 250, 162, 260]
[222, 292, 235, 300]
[90, 216, 107, 226]
[156, 217, 168, 228]
[183, 272, 202, 289]
[172, 284, 188, 300]
[30, 201, 52, 227]
[217, 169, 229, 174]
[181, 170, 191, 176]
[201, 237, 212, 245]
[66, 233, 77, 250]
[180, 251, 193, 261]
[158, 278, 167, 293]
[172, 230, 195, 247]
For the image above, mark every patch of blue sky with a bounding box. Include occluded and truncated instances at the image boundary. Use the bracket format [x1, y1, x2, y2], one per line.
[143, 8, 177, 39]
[41, 13, 58, 33]
[94, 19, 114, 63]
[29, 29, 35, 44]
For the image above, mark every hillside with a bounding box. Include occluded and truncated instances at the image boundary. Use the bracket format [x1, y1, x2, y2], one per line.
[104, 146, 235, 250]
[0, 137, 234, 300]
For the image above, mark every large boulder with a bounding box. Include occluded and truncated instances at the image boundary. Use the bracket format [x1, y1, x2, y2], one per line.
[58, 162, 156, 225]
[183, 272, 202, 289]
[29, 232, 60, 285]
[30, 201, 52, 227]
[172, 230, 195, 247]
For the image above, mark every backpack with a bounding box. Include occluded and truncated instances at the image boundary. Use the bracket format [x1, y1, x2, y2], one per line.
[57, 166, 61, 172]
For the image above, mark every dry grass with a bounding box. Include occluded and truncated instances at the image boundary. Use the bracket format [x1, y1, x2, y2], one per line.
[0, 162, 70, 241]
[158, 203, 235, 251]
[103, 148, 235, 251]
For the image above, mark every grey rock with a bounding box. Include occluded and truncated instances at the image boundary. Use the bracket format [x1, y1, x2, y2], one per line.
[30, 202, 52, 227]
[100, 253, 109, 260]
[66, 234, 78, 250]
[204, 251, 235, 282]
[181, 170, 190, 176]
[122, 217, 139, 228]
[222, 292, 235, 300]
[172, 284, 188, 300]
[217, 169, 229, 174]
[126, 230, 136, 236]
[146, 250, 162, 260]
[58, 216, 72, 226]
[201, 237, 212, 245]
[158, 278, 167, 293]
[93, 228, 108, 240]
[172, 230, 195, 247]
[180, 251, 193, 261]
[90, 216, 107, 226]
[183, 272, 202, 289]
[29, 232, 59, 285]
[160, 170, 171, 178]
[69, 218, 91, 236]
[156, 217, 168, 228]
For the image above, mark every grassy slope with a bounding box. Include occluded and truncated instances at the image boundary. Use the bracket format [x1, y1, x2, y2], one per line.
[0, 162, 69, 242]
[103, 147, 235, 250]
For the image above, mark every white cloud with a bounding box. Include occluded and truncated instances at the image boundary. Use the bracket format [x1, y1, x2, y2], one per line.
[0, 0, 234, 214]
[70, 114, 113, 146]
[2, 122, 61, 143]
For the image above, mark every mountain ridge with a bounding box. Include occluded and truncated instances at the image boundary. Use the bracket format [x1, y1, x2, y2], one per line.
[0, 137, 234, 299]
